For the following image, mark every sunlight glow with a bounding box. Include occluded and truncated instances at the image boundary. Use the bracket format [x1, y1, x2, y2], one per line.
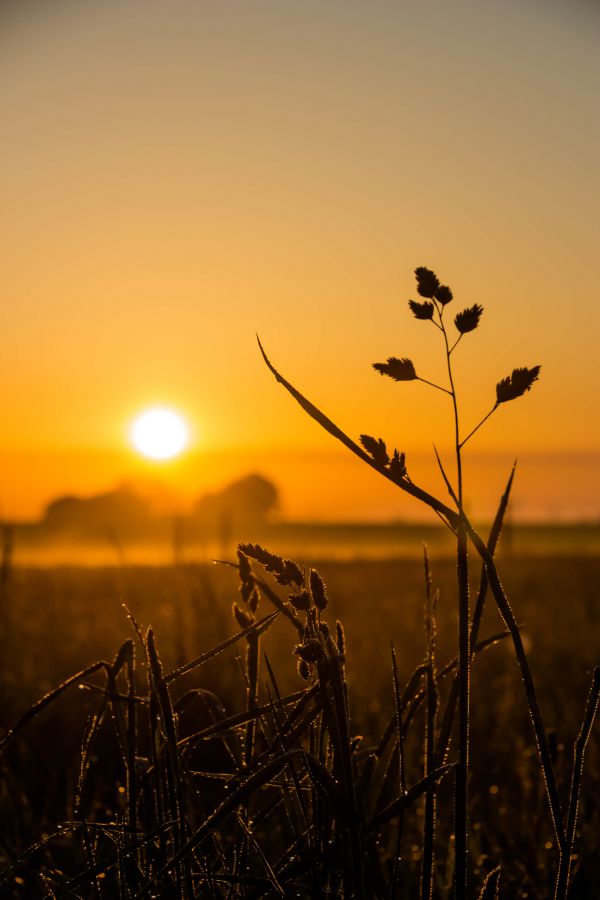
[130, 408, 189, 460]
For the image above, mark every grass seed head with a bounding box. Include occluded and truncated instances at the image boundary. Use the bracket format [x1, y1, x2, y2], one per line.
[294, 639, 323, 663]
[409, 299, 435, 320]
[415, 266, 440, 299]
[360, 435, 389, 467]
[309, 568, 328, 611]
[389, 449, 407, 479]
[289, 589, 311, 611]
[496, 365, 541, 404]
[237, 542, 304, 588]
[248, 587, 259, 613]
[435, 284, 453, 305]
[240, 578, 256, 606]
[232, 602, 254, 630]
[372, 357, 417, 382]
[455, 303, 484, 334]
[237, 548, 253, 583]
[297, 658, 312, 680]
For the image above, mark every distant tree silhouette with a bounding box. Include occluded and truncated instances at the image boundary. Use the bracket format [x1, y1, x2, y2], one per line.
[193, 473, 278, 529]
[33, 474, 279, 548]
[41, 487, 151, 538]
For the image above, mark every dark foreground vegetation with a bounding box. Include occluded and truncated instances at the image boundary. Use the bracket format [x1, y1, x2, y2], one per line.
[1, 266, 597, 898]
[0, 553, 598, 898]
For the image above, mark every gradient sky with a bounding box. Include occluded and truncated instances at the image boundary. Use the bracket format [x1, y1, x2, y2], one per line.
[1, 0, 599, 521]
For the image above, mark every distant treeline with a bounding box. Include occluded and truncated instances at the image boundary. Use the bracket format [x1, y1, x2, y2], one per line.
[13, 473, 278, 544]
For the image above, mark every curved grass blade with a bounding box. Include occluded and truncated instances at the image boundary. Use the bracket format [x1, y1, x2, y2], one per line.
[465, 516, 566, 851]
[163, 611, 279, 684]
[478, 866, 501, 899]
[257, 336, 459, 529]
[554, 666, 600, 900]
[136, 748, 312, 897]
[0, 660, 112, 752]
[366, 764, 455, 834]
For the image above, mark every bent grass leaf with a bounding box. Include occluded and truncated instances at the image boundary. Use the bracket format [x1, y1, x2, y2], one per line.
[163, 611, 280, 684]
[304, 755, 353, 826]
[251, 574, 305, 634]
[465, 520, 566, 849]
[367, 763, 455, 833]
[137, 748, 316, 895]
[8, 821, 179, 896]
[0, 660, 112, 752]
[496, 366, 541, 403]
[178, 688, 313, 749]
[555, 666, 600, 900]
[373, 357, 417, 381]
[256, 335, 460, 528]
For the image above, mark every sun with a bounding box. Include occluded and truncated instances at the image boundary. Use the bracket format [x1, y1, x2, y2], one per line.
[130, 408, 189, 460]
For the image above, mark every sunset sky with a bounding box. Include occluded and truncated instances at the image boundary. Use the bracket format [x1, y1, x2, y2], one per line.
[1, 0, 599, 523]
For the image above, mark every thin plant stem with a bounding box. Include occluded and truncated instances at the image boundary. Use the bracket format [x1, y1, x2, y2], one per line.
[436, 300, 470, 900]
[433, 444, 459, 508]
[420, 548, 438, 900]
[391, 644, 407, 899]
[448, 334, 463, 354]
[434, 463, 517, 772]
[417, 376, 453, 396]
[459, 404, 499, 449]
[454, 523, 469, 899]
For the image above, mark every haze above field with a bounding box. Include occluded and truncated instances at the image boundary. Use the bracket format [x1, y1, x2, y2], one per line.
[1, 0, 599, 523]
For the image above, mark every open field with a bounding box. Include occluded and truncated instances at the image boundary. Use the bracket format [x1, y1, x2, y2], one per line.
[10, 522, 600, 567]
[1, 552, 598, 897]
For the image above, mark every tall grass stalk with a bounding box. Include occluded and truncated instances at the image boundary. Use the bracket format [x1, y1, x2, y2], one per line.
[257, 265, 589, 894]
[420, 547, 439, 900]
[434, 289, 472, 900]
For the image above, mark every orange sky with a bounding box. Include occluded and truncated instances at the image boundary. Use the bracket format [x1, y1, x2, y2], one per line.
[1, 0, 599, 522]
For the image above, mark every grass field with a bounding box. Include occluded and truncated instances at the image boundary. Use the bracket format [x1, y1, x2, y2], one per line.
[2, 266, 598, 899]
[1, 551, 598, 897]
